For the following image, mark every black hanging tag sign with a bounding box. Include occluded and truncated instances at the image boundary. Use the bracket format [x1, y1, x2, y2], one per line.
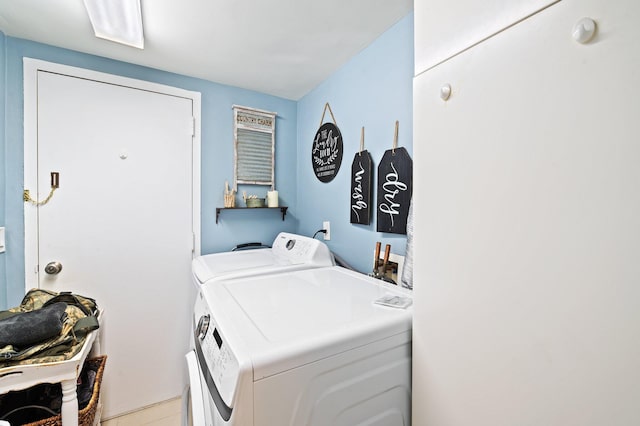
[377, 122, 413, 234]
[312, 103, 343, 183]
[351, 127, 373, 224]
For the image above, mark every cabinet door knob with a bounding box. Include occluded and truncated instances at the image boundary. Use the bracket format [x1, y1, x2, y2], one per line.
[573, 18, 597, 44]
[440, 84, 452, 101]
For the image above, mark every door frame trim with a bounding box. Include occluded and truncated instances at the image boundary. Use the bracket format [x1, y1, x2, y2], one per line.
[23, 58, 202, 290]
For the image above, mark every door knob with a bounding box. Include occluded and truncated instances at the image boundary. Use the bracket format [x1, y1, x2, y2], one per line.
[44, 261, 63, 275]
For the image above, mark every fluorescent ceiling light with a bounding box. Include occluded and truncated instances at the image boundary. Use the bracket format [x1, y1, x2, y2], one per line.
[84, 0, 144, 49]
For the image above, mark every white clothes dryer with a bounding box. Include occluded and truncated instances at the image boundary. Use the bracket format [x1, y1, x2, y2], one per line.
[186, 266, 413, 426]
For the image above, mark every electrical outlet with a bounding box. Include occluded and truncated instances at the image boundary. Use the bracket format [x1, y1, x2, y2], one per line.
[323, 221, 330, 241]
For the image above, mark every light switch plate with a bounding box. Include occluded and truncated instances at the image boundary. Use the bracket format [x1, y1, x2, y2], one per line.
[0, 227, 5, 253]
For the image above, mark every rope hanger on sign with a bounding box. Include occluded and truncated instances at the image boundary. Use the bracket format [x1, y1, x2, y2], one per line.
[392, 120, 399, 155]
[318, 102, 338, 128]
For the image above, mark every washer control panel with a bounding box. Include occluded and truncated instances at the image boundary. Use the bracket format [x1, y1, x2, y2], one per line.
[196, 311, 239, 406]
[272, 232, 333, 266]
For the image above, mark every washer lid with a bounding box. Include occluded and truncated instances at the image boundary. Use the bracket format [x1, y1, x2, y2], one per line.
[192, 249, 277, 284]
[192, 232, 335, 284]
[204, 266, 412, 380]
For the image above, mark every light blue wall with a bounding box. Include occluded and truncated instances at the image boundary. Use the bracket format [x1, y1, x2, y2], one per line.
[1, 37, 297, 308]
[296, 13, 414, 273]
[0, 12, 414, 307]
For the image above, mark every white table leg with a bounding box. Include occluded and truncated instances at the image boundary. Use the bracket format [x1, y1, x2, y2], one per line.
[61, 378, 79, 426]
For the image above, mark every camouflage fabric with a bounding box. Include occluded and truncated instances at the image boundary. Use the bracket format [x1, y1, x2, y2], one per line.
[0, 289, 99, 368]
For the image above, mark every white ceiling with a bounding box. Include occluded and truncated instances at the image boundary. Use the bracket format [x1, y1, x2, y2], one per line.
[0, 0, 413, 100]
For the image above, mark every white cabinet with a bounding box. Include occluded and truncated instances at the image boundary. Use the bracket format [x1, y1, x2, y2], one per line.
[413, 0, 640, 423]
[414, 0, 557, 75]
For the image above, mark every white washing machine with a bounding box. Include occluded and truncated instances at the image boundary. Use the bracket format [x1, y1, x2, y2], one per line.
[191, 232, 335, 288]
[185, 266, 413, 426]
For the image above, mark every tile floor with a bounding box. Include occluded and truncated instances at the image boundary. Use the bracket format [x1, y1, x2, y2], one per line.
[101, 397, 181, 426]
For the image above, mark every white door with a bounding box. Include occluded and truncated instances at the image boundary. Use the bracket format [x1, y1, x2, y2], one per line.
[24, 59, 201, 418]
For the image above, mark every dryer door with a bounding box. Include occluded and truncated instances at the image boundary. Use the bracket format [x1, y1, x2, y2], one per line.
[185, 351, 207, 426]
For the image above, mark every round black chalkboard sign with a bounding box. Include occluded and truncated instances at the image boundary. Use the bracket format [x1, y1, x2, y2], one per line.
[312, 123, 343, 183]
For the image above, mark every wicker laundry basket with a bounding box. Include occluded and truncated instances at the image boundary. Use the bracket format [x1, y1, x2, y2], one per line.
[26, 355, 107, 426]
